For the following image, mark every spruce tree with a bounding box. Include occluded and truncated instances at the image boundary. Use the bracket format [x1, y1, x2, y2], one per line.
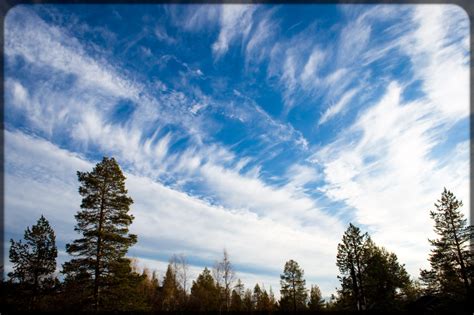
[189, 267, 219, 311]
[161, 264, 180, 311]
[8, 215, 57, 309]
[279, 259, 308, 312]
[420, 188, 472, 300]
[62, 157, 136, 311]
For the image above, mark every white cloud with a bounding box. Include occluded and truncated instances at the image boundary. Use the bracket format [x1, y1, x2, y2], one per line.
[336, 15, 372, 67]
[319, 88, 358, 125]
[300, 49, 326, 84]
[173, 4, 220, 31]
[154, 24, 176, 44]
[283, 164, 320, 194]
[402, 5, 469, 120]
[244, 9, 277, 66]
[5, 6, 141, 100]
[212, 4, 256, 57]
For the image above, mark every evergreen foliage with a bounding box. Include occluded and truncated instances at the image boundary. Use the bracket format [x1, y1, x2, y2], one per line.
[8, 215, 58, 310]
[419, 188, 472, 303]
[279, 259, 308, 312]
[336, 223, 414, 311]
[336, 223, 370, 310]
[62, 157, 137, 311]
[308, 284, 325, 311]
[161, 263, 181, 311]
[189, 267, 219, 311]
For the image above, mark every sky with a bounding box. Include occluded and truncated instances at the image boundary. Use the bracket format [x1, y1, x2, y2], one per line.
[3, 4, 470, 298]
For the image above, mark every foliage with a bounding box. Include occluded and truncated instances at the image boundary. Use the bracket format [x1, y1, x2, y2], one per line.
[161, 263, 183, 311]
[189, 267, 219, 311]
[62, 157, 136, 311]
[8, 215, 58, 310]
[336, 223, 415, 311]
[419, 188, 472, 304]
[279, 259, 308, 312]
[230, 278, 244, 311]
[336, 223, 370, 310]
[308, 284, 325, 311]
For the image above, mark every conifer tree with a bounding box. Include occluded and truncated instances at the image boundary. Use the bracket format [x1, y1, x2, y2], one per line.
[190, 267, 219, 311]
[230, 279, 244, 311]
[336, 223, 370, 310]
[336, 224, 413, 311]
[8, 215, 57, 309]
[62, 157, 136, 311]
[242, 288, 253, 312]
[161, 264, 180, 311]
[253, 283, 262, 310]
[280, 259, 308, 312]
[308, 285, 325, 311]
[363, 243, 412, 310]
[420, 188, 472, 300]
[268, 287, 278, 310]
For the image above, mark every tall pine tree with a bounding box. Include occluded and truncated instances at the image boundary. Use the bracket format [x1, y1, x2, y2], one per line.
[62, 157, 136, 311]
[336, 223, 370, 311]
[420, 188, 472, 301]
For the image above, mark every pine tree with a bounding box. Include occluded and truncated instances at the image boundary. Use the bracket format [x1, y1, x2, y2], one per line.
[363, 244, 412, 310]
[336, 224, 413, 311]
[279, 259, 307, 312]
[8, 215, 58, 309]
[336, 223, 370, 310]
[308, 285, 325, 311]
[62, 157, 136, 311]
[99, 258, 149, 311]
[420, 188, 472, 300]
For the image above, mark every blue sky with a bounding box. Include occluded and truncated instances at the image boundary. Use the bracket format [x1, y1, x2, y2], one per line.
[4, 4, 470, 297]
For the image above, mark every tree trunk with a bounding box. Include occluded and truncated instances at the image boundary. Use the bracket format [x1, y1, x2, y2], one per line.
[94, 177, 107, 311]
[447, 208, 470, 297]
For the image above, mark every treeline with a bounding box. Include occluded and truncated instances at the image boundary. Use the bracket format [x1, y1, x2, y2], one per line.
[1, 157, 472, 313]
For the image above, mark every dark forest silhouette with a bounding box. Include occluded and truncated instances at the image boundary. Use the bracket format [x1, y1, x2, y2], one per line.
[2, 157, 472, 313]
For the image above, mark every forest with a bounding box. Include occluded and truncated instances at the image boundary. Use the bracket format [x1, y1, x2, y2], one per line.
[1, 157, 472, 314]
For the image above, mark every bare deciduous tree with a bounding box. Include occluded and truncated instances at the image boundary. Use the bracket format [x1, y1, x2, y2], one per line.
[170, 254, 189, 294]
[213, 249, 235, 311]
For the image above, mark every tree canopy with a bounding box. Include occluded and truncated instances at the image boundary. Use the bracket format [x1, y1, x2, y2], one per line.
[8, 215, 57, 310]
[279, 259, 308, 312]
[420, 188, 472, 304]
[62, 157, 137, 311]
